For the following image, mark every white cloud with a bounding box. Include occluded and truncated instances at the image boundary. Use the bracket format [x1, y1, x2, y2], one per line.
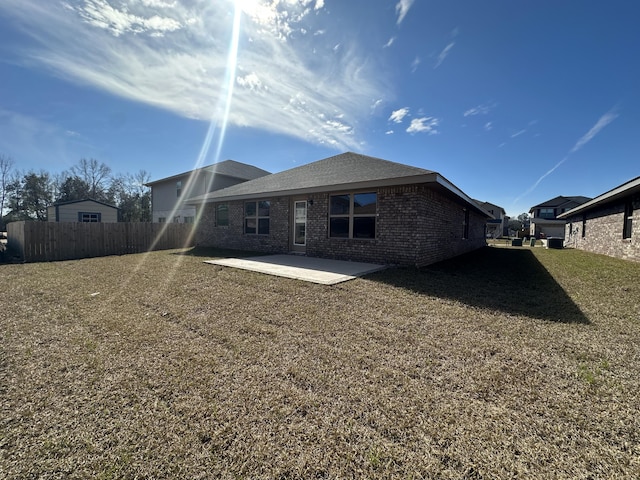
[69, 0, 182, 37]
[370, 99, 383, 112]
[516, 107, 619, 202]
[570, 110, 618, 153]
[434, 42, 454, 69]
[383, 37, 395, 48]
[389, 107, 410, 123]
[411, 56, 421, 73]
[463, 102, 495, 117]
[140, 0, 177, 7]
[511, 129, 526, 138]
[395, 0, 415, 25]
[1, 0, 381, 151]
[484, 121, 493, 131]
[406, 117, 439, 135]
[237, 72, 263, 91]
[385, 130, 394, 135]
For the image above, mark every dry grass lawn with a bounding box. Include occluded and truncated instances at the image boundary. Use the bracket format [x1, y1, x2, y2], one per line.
[1, 246, 639, 479]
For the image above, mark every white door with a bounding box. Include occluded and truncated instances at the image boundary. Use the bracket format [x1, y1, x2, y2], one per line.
[292, 200, 307, 252]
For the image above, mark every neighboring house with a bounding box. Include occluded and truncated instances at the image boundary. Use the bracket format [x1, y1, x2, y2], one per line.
[145, 160, 271, 224]
[558, 176, 639, 262]
[529, 196, 591, 239]
[189, 152, 491, 267]
[476, 201, 508, 238]
[47, 199, 119, 223]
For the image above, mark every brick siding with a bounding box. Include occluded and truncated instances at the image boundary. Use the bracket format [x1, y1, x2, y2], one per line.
[564, 194, 640, 262]
[195, 184, 486, 266]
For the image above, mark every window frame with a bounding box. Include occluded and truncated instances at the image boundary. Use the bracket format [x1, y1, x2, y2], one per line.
[78, 212, 101, 222]
[623, 200, 633, 239]
[176, 180, 182, 198]
[328, 191, 377, 240]
[539, 208, 555, 219]
[216, 204, 229, 227]
[244, 200, 270, 235]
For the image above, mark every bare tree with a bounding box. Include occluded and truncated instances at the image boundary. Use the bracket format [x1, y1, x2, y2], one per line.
[109, 170, 152, 222]
[71, 158, 112, 201]
[0, 154, 15, 221]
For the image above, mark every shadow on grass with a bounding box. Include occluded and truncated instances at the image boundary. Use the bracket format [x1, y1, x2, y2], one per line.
[370, 247, 589, 324]
[172, 246, 266, 259]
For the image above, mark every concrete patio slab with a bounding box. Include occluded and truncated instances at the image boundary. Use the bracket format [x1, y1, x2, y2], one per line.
[205, 254, 386, 285]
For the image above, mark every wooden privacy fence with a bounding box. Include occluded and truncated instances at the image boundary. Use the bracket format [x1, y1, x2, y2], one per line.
[7, 221, 195, 263]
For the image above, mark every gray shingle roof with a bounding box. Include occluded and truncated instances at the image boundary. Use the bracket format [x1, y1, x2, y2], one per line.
[51, 198, 119, 209]
[558, 176, 640, 218]
[188, 152, 437, 202]
[530, 195, 592, 211]
[146, 160, 270, 186]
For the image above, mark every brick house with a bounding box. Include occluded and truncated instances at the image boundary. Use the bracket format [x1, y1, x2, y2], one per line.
[189, 152, 491, 267]
[528, 196, 591, 239]
[558, 176, 639, 262]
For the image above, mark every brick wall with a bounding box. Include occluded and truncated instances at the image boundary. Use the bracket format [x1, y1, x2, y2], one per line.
[195, 197, 290, 254]
[564, 194, 640, 262]
[414, 186, 487, 267]
[195, 184, 487, 266]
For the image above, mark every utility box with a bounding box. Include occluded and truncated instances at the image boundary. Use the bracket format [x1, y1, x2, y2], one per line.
[530, 238, 536, 247]
[511, 238, 523, 247]
[547, 238, 564, 249]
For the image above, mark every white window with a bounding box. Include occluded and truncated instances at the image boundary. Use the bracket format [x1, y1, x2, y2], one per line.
[79, 212, 100, 222]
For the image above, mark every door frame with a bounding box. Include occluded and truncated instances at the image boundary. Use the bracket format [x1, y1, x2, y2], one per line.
[290, 197, 307, 253]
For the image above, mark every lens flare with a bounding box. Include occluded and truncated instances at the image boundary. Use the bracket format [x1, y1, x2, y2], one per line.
[136, 1, 243, 283]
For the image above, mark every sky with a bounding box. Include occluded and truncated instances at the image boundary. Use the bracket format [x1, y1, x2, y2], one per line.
[1, 0, 639, 217]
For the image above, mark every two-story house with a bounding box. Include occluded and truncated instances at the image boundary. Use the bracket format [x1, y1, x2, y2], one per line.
[476, 201, 509, 238]
[528, 196, 591, 239]
[146, 160, 271, 223]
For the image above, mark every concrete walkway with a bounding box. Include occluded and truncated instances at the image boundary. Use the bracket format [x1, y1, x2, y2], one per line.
[205, 254, 386, 285]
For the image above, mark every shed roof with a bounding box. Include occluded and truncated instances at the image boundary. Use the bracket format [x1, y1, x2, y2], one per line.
[558, 176, 640, 219]
[146, 159, 271, 186]
[188, 152, 491, 217]
[50, 198, 119, 210]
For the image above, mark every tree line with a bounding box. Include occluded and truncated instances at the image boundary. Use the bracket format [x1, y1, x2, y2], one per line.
[0, 155, 152, 229]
